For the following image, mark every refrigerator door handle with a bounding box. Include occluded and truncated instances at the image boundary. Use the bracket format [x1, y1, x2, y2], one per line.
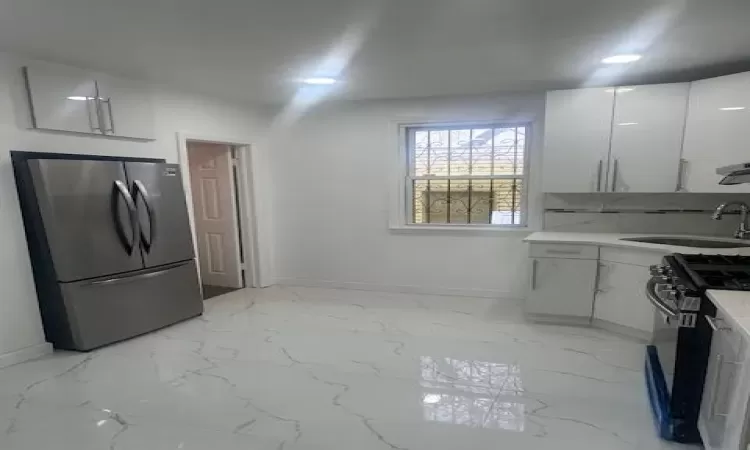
[133, 180, 156, 252]
[112, 180, 138, 254]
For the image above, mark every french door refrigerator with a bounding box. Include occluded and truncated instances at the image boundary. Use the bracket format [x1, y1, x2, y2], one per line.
[13, 153, 203, 351]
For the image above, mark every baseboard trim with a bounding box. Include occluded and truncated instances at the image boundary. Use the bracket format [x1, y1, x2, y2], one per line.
[592, 318, 652, 342]
[0, 342, 53, 369]
[275, 278, 519, 299]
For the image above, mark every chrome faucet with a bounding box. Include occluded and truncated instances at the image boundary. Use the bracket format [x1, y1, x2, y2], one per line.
[713, 201, 750, 239]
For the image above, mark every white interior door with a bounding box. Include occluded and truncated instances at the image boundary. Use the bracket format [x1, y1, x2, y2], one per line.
[187, 143, 243, 288]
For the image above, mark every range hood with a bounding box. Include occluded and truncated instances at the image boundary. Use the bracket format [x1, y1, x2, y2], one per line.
[717, 163, 750, 185]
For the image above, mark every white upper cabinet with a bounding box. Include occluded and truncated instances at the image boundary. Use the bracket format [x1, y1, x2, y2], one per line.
[682, 72, 750, 193]
[23, 62, 155, 141]
[96, 75, 156, 140]
[543, 83, 689, 193]
[609, 84, 689, 192]
[542, 88, 614, 193]
[23, 63, 100, 135]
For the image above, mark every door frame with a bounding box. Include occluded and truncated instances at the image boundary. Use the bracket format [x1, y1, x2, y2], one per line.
[177, 132, 267, 288]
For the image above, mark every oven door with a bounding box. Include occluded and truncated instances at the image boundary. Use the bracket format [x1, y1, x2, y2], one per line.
[645, 277, 680, 440]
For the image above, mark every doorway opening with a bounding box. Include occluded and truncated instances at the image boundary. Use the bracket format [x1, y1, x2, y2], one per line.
[186, 141, 246, 300]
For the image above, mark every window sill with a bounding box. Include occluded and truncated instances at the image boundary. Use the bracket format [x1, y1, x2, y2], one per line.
[389, 224, 534, 236]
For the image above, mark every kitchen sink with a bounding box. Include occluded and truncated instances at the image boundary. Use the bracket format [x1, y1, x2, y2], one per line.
[620, 237, 750, 248]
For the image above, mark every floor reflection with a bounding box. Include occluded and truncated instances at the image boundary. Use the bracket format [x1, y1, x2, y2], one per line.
[420, 356, 526, 431]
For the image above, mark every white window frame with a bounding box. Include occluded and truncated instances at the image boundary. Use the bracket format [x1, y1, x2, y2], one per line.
[392, 120, 531, 231]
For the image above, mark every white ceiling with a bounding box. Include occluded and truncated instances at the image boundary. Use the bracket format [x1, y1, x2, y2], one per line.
[1, 0, 749, 104]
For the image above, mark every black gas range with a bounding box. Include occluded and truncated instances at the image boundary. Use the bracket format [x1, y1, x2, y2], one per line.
[646, 253, 750, 443]
[672, 253, 750, 290]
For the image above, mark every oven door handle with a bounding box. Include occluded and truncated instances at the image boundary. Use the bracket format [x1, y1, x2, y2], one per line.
[646, 278, 679, 318]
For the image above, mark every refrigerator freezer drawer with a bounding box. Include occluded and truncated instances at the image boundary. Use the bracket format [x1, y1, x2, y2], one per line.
[58, 260, 203, 350]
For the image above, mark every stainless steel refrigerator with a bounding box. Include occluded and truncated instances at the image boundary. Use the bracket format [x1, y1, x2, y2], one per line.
[12, 152, 203, 351]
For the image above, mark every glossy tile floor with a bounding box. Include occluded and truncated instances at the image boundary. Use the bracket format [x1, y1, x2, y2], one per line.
[0, 286, 695, 450]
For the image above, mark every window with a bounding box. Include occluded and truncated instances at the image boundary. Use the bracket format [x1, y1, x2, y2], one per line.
[405, 123, 528, 226]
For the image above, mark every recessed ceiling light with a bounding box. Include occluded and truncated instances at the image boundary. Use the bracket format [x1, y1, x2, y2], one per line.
[720, 106, 746, 111]
[67, 96, 90, 101]
[602, 54, 642, 64]
[301, 77, 338, 85]
[618, 122, 638, 126]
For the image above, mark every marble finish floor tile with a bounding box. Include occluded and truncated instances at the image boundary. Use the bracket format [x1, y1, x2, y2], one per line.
[0, 286, 695, 449]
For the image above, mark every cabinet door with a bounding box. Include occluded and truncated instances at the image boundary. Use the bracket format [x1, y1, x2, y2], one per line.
[526, 257, 597, 318]
[608, 84, 689, 193]
[594, 261, 654, 333]
[542, 88, 615, 192]
[97, 75, 156, 140]
[23, 63, 100, 134]
[699, 312, 745, 450]
[682, 72, 750, 193]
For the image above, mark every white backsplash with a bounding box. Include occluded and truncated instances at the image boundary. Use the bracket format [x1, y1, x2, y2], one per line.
[544, 193, 750, 236]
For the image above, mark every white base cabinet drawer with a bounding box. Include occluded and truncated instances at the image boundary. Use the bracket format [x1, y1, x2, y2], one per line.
[529, 243, 599, 260]
[526, 257, 597, 319]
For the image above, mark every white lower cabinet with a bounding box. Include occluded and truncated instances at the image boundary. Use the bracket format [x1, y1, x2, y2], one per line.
[593, 249, 664, 336]
[699, 311, 750, 450]
[526, 244, 664, 337]
[594, 261, 654, 333]
[526, 252, 597, 320]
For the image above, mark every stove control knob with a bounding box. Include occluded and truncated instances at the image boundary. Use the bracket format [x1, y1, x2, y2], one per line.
[656, 283, 674, 293]
[649, 265, 666, 276]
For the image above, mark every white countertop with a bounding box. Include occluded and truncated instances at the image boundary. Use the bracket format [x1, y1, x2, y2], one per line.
[707, 290, 750, 340]
[525, 232, 750, 255]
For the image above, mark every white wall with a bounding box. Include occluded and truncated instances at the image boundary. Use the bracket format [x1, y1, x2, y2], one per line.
[269, 93, 545, 298]
[0, 52, 268, 366]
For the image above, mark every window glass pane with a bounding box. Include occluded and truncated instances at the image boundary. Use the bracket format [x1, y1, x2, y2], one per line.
[493, 128, 522, 176]
[447, 179, 470, 223]
[413, 180, 429, 224]
[513, 127, 526, 175]
[428, 130, 449, 176]
[425, 179, 449, 223]
[470, 128, 493, 176]
[414, 179, 515, 225]
[448, 129, 472, 176]
[491, 179, 523, 225]
[413, 131, 430, 176]
[468, 179, 492, 224]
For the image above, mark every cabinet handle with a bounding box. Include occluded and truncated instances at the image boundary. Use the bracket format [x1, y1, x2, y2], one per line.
[709, 353, 725, 418]
[611, 159, 619, 192]
[596, 160, 603, 192]
[676, 159, 687, 192]
[708, 353, 741, 418]
[531, 259, 538, 290]
[86, 98, 101, 133]
[705, 315, 730, 332]
[101, 97, 115, 134]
